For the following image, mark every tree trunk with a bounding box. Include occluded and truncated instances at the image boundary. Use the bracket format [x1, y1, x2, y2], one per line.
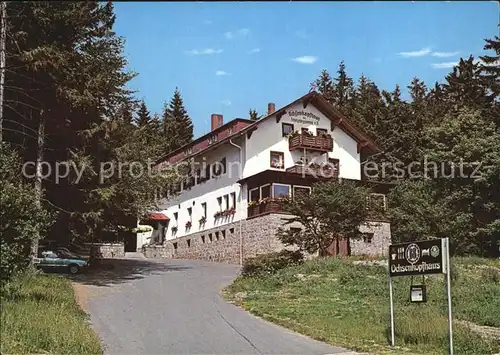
[31, 111, 45, 260]
[0, 1, 6, 142]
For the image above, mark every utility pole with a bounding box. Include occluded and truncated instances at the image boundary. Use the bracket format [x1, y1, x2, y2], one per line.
[0, 1, 6, 143]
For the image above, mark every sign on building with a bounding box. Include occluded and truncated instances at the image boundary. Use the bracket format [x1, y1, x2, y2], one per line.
[389, 239, 446, 277]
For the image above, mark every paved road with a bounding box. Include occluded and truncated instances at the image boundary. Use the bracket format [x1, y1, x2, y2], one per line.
[79, 257, 351, 355]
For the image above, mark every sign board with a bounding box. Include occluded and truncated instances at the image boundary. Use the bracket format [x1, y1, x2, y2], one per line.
[410, 285, 427, 303]
[389, 239, 446, 277]
[287, 109, 321, 125]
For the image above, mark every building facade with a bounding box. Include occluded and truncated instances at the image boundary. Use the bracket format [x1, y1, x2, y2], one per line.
[139, 92, 391, 263]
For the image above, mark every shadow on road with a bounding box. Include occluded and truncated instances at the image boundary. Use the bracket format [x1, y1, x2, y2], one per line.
[67, 258, 191, 287]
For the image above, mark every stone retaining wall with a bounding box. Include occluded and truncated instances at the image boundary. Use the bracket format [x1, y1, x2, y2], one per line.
[85, 243, 125, 259]
[145, 214, 391, 264]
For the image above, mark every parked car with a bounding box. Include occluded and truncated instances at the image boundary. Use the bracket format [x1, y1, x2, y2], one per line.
[34, 249, 88, 274]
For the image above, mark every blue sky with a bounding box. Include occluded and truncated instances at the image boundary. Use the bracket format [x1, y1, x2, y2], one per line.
[113, 1, 498, 137]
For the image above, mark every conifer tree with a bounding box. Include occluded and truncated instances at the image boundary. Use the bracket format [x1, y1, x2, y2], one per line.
[312, 69, 335, 104]
[162, 87, 193, 152]
[334, 61, 355, 109]
[135, 101, 151, 127]
[249, 109, 262, 121]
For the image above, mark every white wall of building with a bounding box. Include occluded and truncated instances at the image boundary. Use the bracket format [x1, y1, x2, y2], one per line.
[150, 101, 363, 241]
[243, 102, 361, 180]
[156, 137, 246, 240]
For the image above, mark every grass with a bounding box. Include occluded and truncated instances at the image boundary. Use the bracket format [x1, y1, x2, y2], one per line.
[1, 272, 102, 355]
[223, 257, 500, 355]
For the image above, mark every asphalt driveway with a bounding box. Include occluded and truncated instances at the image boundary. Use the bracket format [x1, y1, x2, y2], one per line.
[77, 257, 352, 355]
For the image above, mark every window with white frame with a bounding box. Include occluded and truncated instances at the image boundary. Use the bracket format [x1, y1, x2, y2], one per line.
[224, 194, 229, 210]
[260, 184, 271, 199]
[217, 196, 222, 211]
[249, 188, 260, 202]
[273, 183, 290, 198]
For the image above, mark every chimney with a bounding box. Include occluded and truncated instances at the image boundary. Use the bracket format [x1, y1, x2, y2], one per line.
[211, 114, 223, 131]
[268, 102, 276, 115]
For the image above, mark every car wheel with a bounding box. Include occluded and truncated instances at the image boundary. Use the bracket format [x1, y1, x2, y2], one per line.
[68, 264, 80, 274]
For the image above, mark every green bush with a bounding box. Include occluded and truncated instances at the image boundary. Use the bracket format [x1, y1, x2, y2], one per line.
[241, 250, 304, 277]
[481, 267, 500, 283]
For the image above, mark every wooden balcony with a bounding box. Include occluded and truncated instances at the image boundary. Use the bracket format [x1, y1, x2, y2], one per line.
[289, 133, 333, 152]
[286, 163, 339, 179]
[247, 201, 283, 218]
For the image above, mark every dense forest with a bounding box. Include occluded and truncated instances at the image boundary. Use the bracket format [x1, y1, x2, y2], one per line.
[1, 2, 498, 284]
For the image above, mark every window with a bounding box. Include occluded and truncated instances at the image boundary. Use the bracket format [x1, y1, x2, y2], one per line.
[316, 128, 328, 135]
[229, 228, 235, 234]
[199, 163, 210, 183]
[209, 234, 213, 242]
[260, 184, 271, 199]
[249, 188, 260, 202]
[224, 194, 229, 210]
[201, 235, 206, 243]
[212, 161, 223, 177]
[293, 186, 311, 199]
[217, 196, 222, 210]
[363, 233, 374, 243]
[282, 123, 294, 137]
[215, 232, 220, 241]
[221, 157, 227, 174]
[230, 192, 236, 209]
[173, 242, 178, 251]
[195, 169, 201, 184]
[301, 127, 310, 134]
[187, 239, 191, 247]
[270, 151, 284, 169]
[201, 202, 207, 218]
[187, 207, 192, 221]
[222, 230, 226, 239]
[273, 184, 290, 198]
[174, 212, 178, 223]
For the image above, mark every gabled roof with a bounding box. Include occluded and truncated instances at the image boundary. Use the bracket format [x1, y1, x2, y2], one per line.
[243, 91, 380, 153]
[154, 91, 380, 168]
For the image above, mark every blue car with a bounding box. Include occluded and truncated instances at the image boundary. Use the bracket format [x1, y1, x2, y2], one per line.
[34, 249, 88, 274]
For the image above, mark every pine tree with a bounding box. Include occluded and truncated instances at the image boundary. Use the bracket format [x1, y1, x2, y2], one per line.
[334, 61, 355, 109]
[443, 56, 488, 108]
[162, 87, 193, 152]
[135, 101, 151, 127]
[249, 109, 262, 121]
[312, 69, 335, 104]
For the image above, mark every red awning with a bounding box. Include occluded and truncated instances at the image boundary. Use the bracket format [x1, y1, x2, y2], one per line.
[149, 212, 169, 221]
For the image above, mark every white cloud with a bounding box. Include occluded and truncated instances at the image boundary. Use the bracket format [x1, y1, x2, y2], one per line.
[249, 48, 261, 54]
[225, 28, 249, 40]
[431, 51, 460, 58]
[398, 47, 431, 57]
[431, 61, 458, 69]
[186, 48, 223, 55]
[291, 56, 317, 64]
[215, 70, 229, 76]
[221, 100, 232, 106]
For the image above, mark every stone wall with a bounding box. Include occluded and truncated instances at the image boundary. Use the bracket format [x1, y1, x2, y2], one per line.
[351, 221, 391, 257]
[146, 214, 391, 264]
[85, 243, 125, 259]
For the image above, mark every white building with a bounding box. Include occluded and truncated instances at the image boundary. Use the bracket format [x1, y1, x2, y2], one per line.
[139, 92, 391, 261]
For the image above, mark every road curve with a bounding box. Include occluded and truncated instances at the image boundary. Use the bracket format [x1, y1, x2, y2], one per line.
[81, 258, 350, 355]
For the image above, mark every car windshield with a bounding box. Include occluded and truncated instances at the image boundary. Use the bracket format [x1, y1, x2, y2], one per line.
[57, 250, 80, 259]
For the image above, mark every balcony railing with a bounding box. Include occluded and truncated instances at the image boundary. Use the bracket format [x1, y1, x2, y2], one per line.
[289, 133, 333, 152]
[286, 163, 339, 179]
[247, 200, 283, 218]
